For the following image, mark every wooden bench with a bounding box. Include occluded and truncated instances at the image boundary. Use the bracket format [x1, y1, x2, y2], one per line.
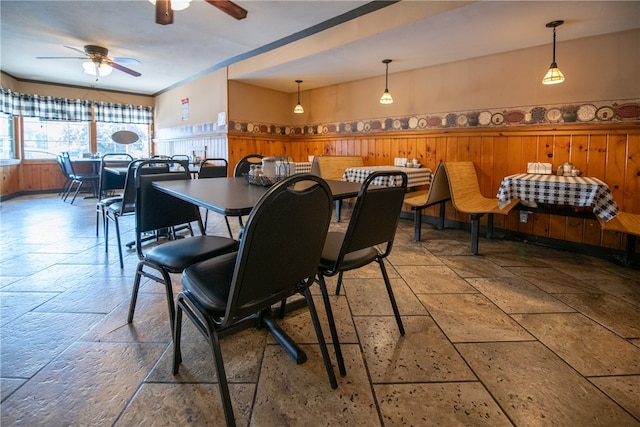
[443, 161, 519, 255]
[403, 162, 451, 241]
[311, 156, 364, 220]
[597, 212, 640, 265]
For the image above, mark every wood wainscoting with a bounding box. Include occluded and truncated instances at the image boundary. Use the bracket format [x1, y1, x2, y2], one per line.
[228, 123, 640, 256]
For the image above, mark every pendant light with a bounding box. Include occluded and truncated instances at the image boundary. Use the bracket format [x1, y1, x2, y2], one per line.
[294, 80, 304, 114]
[542, 20, 565, 85]
[380, 59, 393, 104]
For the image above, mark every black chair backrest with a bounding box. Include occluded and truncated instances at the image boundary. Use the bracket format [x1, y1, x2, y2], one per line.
[56, 154, 71, 179]
[116, 159, 172, 215]
[335, 171, 408, 268]
[171, 154, 191, 162]
[222, 174, 332, 325]
[98, 153, 133, 197]
[233, 154, 264, 177]
[134, 160, 196, 254]
[198, 158, 228, 179]
[60, 152, 76, 176]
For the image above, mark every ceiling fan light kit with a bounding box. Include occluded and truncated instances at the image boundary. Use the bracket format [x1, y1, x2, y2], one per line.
[542, 20, 565, 85]
[82, 61, 112, 77]
[37, 44, 141, 79]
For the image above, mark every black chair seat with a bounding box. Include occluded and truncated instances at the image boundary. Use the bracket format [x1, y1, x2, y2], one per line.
[181, 251, 238, 313]
[320, 231, 378, 272]
[107, 201, 135, 215]
[146, 237, 238, 273]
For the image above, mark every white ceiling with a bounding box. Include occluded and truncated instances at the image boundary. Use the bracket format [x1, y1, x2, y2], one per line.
[1, 1, 639, 96]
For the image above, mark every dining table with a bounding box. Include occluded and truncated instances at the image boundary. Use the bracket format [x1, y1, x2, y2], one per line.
[342, 165, 432, 188]
[496, 173, 619, 221]
[152, 176, 366, 363]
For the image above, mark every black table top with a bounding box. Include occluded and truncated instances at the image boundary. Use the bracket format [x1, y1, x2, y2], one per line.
[153, 177, 363, 216]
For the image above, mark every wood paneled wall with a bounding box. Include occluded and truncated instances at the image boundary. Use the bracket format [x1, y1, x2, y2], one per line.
[4, 124, 638, 255]
[228, 124, 640, 254]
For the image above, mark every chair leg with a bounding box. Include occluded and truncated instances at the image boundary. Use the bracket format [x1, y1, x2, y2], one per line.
[302, 287, 338, 388]
[317, 274, 346, 377]
[334, 271, 344, 295]
[114, 216, 124, 268]
[70, 181, 83, 204]
[129, 262, 176, 336]
[377, 257, 405, 335]
[208, 322, 236, 427]
[172, 296, 184, 374]
[413, 208, 423, 241]
[470, 213, 482, 255]
[437, 202, 446, 229]
[63, 179, 77, 202]
[224, 216, 233, 239]
[128, 263, 144, 325]
[486, 213, 495, 238]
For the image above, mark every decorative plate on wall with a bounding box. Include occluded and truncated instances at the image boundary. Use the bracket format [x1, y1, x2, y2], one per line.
[408, 117, 419, 129]
[478, 111, 492, 126]
[546, 108, 562, 123]
[577, 104, 597, 122]
[456, 114, 468, 126]
[596, 106, 615, 121]
[418, 117, 428, 128]
[615, 103, 640, 119]
[504, 110, 525, 123]
[530, 107, 546, 123]
[427, 116, 442, 127]
[491, 112, 505, 125]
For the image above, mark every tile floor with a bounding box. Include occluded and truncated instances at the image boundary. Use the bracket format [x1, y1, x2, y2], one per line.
[1, 193, 639, 426]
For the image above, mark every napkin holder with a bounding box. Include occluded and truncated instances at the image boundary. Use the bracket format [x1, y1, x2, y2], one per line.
[527, 162, 552, 174]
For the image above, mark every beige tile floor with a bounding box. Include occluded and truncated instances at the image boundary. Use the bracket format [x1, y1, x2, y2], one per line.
[1, 193, 639, 426]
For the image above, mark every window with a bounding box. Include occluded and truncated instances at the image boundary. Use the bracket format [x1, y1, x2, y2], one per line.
[0, 113, 14, 160]
[96, 122, 149, 159]
[22, 118, 89, 159]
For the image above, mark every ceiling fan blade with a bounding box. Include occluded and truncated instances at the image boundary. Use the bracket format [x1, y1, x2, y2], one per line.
[113, 57, 141, 65]
[64, 45, 88, 56]
[108, 61, 141, 77]
[36, 56, 85, 60]
[156, 0, 174, 25]
[205, 0, 247, 20]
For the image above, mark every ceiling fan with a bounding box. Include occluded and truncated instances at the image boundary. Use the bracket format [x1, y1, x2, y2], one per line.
[153, 0, 247, 25]
[36, 45, 141, 80]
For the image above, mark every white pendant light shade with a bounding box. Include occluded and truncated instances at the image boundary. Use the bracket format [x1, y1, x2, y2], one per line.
[380, 59, 393, 104]
[542, 20, 565, 85]
[83, 61, 113, 76]
[294, 80, 304, 114]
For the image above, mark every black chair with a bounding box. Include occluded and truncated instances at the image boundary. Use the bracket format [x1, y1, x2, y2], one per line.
[316, 170, 408, 377]
[198, 158, 232, 236]
[170, 154, 191, 162]
[56, 153, 72, 198]
[60, 152, 100, 204]
[104, 159, 169, 268]
[127, 160, 239, 335]
[95, 153, 133, 236]
[232, 153, 263, 177]
[173, 174, 337, 427]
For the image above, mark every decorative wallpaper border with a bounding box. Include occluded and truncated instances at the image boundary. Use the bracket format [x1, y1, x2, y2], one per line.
[229, 99, 640, 137]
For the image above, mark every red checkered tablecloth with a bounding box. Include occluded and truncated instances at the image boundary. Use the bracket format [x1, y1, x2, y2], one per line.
[496, 173, 619, 221]
[342, 166, 432, 188]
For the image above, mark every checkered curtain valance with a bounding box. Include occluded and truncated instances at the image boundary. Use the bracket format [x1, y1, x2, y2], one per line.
[0, 87, 152, 124]
[93, 102, 153, 124]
